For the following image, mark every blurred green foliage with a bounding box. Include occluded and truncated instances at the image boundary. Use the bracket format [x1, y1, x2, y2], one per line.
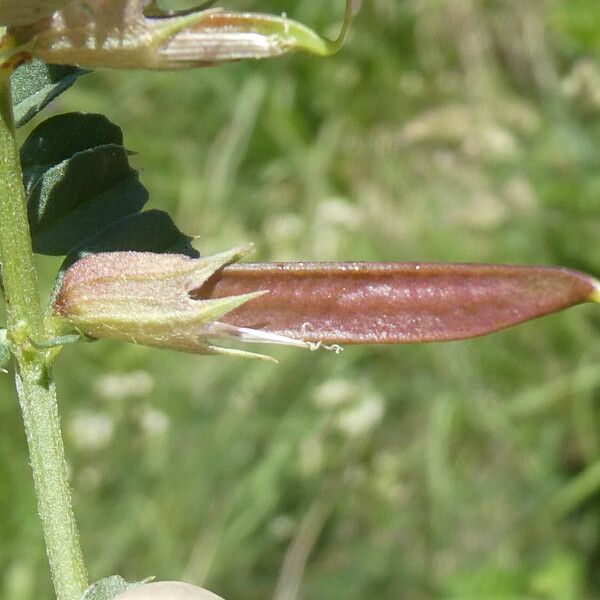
[4, 0, 600, 598]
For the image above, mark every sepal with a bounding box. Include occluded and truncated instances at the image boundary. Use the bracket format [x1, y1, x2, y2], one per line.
[53, 246, 305, 359]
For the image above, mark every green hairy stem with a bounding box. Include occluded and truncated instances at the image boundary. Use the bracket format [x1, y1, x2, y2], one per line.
[0, 69, 88, 600]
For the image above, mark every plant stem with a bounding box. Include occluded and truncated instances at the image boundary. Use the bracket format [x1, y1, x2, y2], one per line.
[0, 69, 88, 600]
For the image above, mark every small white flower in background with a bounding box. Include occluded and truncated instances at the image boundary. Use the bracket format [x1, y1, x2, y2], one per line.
[336, 395, 385, 438]
[315, 197, 362, 230]
[313, 378, 386, 437]
[94, 370, 155, 402]
[269, 514, 297, 541]
[139, 406, 169, 437]
[68, 411, 114, 451]
[115, 581, 225, 600]
[4, 560, 35, 599]
[312, 379, 357, 410]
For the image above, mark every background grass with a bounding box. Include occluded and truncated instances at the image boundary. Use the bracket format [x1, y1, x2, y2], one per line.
[5, 0, 600, 598]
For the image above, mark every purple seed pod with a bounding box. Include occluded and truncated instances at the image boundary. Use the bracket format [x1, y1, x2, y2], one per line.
[53, 250, 600, 358]
[194, 262, 600, 345]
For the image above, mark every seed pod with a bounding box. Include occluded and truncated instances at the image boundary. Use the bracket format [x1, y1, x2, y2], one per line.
[10, 0, 355, 69]
[193, 262, 600, 345]
[53, 250, 600, 358]
[114, 581, 224, 600]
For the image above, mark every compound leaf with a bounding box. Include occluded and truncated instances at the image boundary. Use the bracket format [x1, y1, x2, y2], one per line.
[28, 144, 148, 255]
[73, 209, 199, 257]
[11, 59, 87, 127]
[60, 208, 198, 270]
[21, 112, 123, 193]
